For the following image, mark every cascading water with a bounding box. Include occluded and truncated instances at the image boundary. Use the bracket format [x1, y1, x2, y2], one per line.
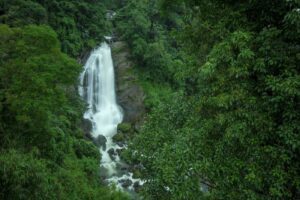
[79, 42, 143, 193]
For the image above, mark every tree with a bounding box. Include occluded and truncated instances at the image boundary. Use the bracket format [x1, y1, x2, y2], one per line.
[0, 24, 129, 199]
[116, 0, 300, 199]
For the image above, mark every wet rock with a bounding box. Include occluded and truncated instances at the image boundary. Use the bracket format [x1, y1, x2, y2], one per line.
[82, 118, 93, 136]
[94, 135, 107, 150]
[108, 148, 117, 160]
[117, 162, 130, 172]
[116, 141, 125, 148]
[116, 148, 124, 156]
[119, 179, 133, 188]
[133, 181, 141, 192]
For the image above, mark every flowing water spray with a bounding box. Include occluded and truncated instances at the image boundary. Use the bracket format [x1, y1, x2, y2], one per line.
[79, 42, 143, 192]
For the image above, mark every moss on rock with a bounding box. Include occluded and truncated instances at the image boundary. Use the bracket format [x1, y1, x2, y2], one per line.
[113, 132, 125, 143]
[117, 122, 132, 133]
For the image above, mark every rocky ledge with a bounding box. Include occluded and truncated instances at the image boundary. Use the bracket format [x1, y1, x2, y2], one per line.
[111, 41, 145, 124]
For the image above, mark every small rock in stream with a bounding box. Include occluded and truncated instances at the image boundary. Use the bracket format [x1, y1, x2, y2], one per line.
[119, 179, 133, 188]
[108, 148, 117, 160]
[133, 181, 141, 192]
[116, 148, 124, 155]
[117, 162, 130, 172]
[94, 135, 107, 150]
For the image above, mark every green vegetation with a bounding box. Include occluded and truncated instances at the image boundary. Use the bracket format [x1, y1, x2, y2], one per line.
[118, 123, 132, 133]
[0, 0, 299, 199]
[0, 1, 128, 199]
[0, 0, 112, 57]
[115, 0, 300, 199]
[0, 23, 128, 200]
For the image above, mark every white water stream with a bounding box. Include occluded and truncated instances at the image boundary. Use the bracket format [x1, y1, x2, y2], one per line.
[79, 42, 142, 192]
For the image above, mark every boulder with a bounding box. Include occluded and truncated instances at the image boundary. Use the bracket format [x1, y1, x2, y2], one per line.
[119, 179, 133, 188]
[82, 118, 93, 136]
[116, 148, 124, 156]
[133, 181, 141, 192]
[107, 148, 117, 160]
[117, 162, 130, 172]
[116, 141, 125, 148]
[94, 135, 107, 150]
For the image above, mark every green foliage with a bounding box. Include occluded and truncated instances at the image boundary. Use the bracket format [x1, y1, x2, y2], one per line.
[116, 0, 300, 199]
[127, 94, 203, 200]
[118, 123, 132, 133]
[0, 25, 79, 150]
[0, 0, 47, 26]
[39, 0, 111, 56]
[0, 150, 57, 200]
[136, 73, 174, 109]
[116, 0, 184, 84]
[73, 139, 99, 159]
[193, 29, 299, 199]
[0, 25, 129, 199]
[0, 0, 111, 57]
[0, 149, 128, 200]
[0, 0, 299, 199]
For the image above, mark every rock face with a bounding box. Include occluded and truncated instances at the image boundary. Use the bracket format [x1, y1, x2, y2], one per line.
[82, 118, 93, 137]
[94, 135, 107, 149]
[111, 41, 145, 124]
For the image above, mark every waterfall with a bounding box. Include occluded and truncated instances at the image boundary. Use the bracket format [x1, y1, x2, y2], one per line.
[79, 42, 143, 192]
[79, 42, 122, 138]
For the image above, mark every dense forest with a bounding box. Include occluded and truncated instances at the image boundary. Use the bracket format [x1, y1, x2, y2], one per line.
[113, 0, 299, 199]
[0, 0, 128, 199]
[0, 0, 299, 200]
